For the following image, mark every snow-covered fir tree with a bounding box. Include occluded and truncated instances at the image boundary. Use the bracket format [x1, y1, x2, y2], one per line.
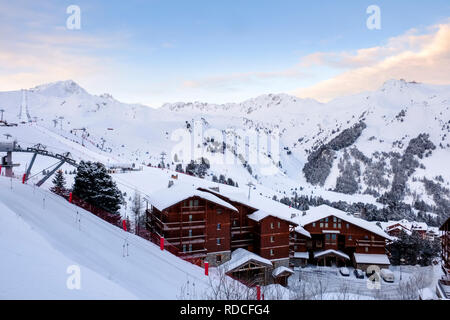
[72, 161, 123, 214]
[50, 170, 67, 196]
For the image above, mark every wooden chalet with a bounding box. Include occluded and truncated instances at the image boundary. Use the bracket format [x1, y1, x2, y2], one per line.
[145, 186, 238, 262]
[440, 218, 450, 279]
[290, 205, 392, 270]
[220, 248, 273, 286]
[437, 217, 450, 299]
[197, 187, 306, 269]
[146, 185, 310, 285]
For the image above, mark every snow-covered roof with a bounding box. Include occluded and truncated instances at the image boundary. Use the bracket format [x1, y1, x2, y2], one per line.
[220, 248, 273, 274]
[293, 252, 309, 259]
[146, 185, 238, 212]
[411, 222, 428, 231]
[314, 249, 350, 260]
[272, 266, 294, 278]
[247, 210, 299, 227]
[353, 253, 390, 265]
[388, 225, 412, 235]
[294, 226, 312, 238]
[299, 205, 392, 240]
[199, 187, 311, 236]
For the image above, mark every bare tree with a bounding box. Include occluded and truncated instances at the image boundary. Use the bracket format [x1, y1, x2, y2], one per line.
[397, 267, 433, 300]
[131, 190, 143, 234]
[203, 268, 255, 300]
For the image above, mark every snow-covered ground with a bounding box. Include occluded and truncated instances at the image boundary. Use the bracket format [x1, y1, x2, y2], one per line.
[286, 264, 443, 300]
[0, 176, 211, 299]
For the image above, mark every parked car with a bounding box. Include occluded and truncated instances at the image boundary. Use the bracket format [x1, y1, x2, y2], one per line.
[339, 267, 350, 277]
[354, 269, 365, 279]
[380, 269, 395, 282]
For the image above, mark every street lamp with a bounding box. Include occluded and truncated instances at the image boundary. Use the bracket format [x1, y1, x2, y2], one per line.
[400, 258, 405, 281]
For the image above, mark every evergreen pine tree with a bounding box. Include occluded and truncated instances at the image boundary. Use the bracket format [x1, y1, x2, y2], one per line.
[72, 161, 123, 214]
[50, 170, 67, 196]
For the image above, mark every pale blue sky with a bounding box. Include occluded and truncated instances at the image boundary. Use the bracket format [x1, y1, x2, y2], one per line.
[1, 0, 449, 107]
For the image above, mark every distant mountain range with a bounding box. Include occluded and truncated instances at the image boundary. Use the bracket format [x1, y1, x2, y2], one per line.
[1, 79, 449, 225]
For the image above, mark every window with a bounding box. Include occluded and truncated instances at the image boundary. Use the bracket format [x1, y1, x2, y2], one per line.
[233, 220, 237, 227]
[193, 199, 199, 207]
[371, 236, 375, 241]
[270, 249, 274, 256]
[217, 238, 221, 245]
[338, 223, 341, 229]
[365, 247, 369, 253]
[331, 234, 336, 241]
[217, 223, 221, 230]
[333, 223, 337, 228]
[333, 217, 337, 222]
[346, 223, 350, 229]
[325, 223, 328, 228]
[364, 235, 369, 240]
[183, 244, 186, 252]
[270, 236, 275, 243]
[312, 222, 316, 227]
[189, 215, 192, 222]
[188, 230, 192, 237]
[325, 217, 329, 222]
[348, 235, 352, 240]
[217, 208, 222, 215]
[189, 244, 192, 252]
[325, 234, 330, 240]
[189, 200, 193, 207]
[278, 222, 281, 228]
[320, 223, 323, 228]
[294, 245, 297, 250]
[270, 223, 274, 229]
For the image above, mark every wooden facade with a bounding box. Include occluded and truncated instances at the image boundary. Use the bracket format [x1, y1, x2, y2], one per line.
[440, 218, 450, 277]
[147, 188, 297, 267]
[199, 188, 295, 263]
[291, 214, 387, 267]
[147, 196, 235, 260]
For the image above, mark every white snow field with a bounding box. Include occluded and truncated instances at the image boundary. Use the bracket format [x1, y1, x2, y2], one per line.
[0, 176, 211, 299]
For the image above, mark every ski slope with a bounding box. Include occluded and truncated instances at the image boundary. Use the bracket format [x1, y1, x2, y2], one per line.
[0, 176, 211, 299]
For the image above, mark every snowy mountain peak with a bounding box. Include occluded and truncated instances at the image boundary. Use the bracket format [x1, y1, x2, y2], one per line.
[29, 80, 87, 98]
[161, 93, 321, 116]
[380, 79, 421, 92]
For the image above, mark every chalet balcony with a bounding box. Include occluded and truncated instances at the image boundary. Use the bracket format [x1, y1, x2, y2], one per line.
[179, 249, 207, 259]
[180, 206, 206, 214]
[356, 239, 386, 247]
[150, 213, 206, 231]
[168, 238, 206, 245]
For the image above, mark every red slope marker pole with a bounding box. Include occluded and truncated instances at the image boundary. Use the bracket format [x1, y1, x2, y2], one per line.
[205, 261, 209, 276]
[256, 285, 261, 300]
[160, 237, 164, 251]
[22, 174, 26, 184]
[122, 220, 127, 231]
[69, 192, 73, 203]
